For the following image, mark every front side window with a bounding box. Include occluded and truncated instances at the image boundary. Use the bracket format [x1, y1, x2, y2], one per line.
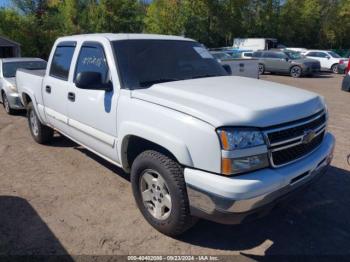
[75, 43, 109, 84]
[112, 40, 227, 89]
[50, 44, 76, 80]
[275, 52, 288, 59]
[2, 61, 47, 78]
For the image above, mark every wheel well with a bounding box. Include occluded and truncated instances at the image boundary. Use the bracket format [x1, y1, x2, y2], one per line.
[331, 63, 339, 68]
[121, 135, 178, 172]
[22, 93, 32, 107]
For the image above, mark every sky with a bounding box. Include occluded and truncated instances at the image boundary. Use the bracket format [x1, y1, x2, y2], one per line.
[0, 0, 11, 8]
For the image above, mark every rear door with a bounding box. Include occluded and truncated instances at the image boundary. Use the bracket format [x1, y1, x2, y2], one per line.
[66, 40, 119, 162]
[42, 41, 76, 134]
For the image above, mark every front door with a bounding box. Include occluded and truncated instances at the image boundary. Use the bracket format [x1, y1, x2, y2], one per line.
[67, 41, 119, 162]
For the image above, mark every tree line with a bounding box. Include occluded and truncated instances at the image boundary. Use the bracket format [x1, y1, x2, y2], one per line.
[0, 0, 349, 59]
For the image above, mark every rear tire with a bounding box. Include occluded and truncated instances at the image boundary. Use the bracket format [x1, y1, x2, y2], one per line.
[290, 66, 302, 78]
[27, 102, 53, 144]
[131, 150, 196, 236]
[331, 64, 339, 74]
[2, 93, 15, 115]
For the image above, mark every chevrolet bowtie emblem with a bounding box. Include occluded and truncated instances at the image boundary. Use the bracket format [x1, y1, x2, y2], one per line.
[302, 130, 316, 144]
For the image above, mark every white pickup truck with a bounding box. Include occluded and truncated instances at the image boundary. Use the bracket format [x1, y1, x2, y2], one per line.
[17, 34, 335, 236]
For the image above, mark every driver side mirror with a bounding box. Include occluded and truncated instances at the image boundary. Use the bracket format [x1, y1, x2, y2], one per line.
[326, 56, 331, 60]
[75, 71, 113, 92]
[285, 57, 289, 61]
[222, 64, 232, 75]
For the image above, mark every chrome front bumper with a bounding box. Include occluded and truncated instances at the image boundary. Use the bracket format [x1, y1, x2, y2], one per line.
[185, 133, 335, 224]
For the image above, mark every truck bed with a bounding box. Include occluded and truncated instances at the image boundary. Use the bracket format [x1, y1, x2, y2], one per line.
[16, 68, 46, 106]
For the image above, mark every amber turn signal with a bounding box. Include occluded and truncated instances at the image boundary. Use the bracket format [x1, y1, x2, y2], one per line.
[221, 158, 232, 175]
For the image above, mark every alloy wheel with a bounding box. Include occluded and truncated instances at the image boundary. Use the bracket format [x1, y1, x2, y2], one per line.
[30, 110, 39, 137]
[140, 169, 172, 220]
[291, 67, 301, 77]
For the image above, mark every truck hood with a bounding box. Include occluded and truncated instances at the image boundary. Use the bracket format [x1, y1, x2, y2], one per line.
[131, 76, 325, 127]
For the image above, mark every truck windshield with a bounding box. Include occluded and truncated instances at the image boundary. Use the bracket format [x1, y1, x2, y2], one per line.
[112, 40, 227, 89]
[3, 61, 47, 78]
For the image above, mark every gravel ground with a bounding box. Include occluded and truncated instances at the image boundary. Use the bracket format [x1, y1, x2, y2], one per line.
[0, 73, 349, 258]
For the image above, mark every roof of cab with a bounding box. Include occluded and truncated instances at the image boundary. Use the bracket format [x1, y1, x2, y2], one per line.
[56, 33, 195, 43]
[0, 57, 45, 63]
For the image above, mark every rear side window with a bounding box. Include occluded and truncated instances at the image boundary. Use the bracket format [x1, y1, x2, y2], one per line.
[74, 43, 109, 83]
[49, 43, 76, 80]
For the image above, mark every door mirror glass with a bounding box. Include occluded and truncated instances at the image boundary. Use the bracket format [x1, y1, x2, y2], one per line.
[75, 71, 113, 91]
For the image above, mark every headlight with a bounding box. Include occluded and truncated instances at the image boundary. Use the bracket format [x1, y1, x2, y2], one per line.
[217, 128, 269, 175]
[9, 84, 17, 92]
[217, 128, 265, 150]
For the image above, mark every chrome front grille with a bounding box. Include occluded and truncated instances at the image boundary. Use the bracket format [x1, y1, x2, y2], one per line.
[264, 110, 327, 167]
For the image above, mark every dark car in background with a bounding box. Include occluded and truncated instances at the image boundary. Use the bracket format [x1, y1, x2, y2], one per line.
[253, 50, 320, 78]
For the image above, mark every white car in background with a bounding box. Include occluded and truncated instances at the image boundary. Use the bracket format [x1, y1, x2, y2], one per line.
[303, 50, 349, 74]
[0, 58, 47, 114]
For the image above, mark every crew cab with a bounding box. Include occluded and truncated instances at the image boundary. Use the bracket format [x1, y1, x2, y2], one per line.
[16, 34, 335, 236]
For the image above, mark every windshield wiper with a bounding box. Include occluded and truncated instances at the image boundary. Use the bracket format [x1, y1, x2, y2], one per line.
[139, 78, 180, 87]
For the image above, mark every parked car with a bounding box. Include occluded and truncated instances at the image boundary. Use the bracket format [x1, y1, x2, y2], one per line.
[253, 50, 320, 77]
[303, 50, 349, 74]
[342, 61, 350, 92]
[17, 33, 334, 236]
[0, 58, 47, 114]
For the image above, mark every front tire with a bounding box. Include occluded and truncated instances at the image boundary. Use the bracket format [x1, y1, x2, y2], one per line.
[331, 64, 339, 74]
[290, 66, 302, 78]
[131, 150, 195, 236]
[27, 102, 53, 144]
[2, 93, 15, 115]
